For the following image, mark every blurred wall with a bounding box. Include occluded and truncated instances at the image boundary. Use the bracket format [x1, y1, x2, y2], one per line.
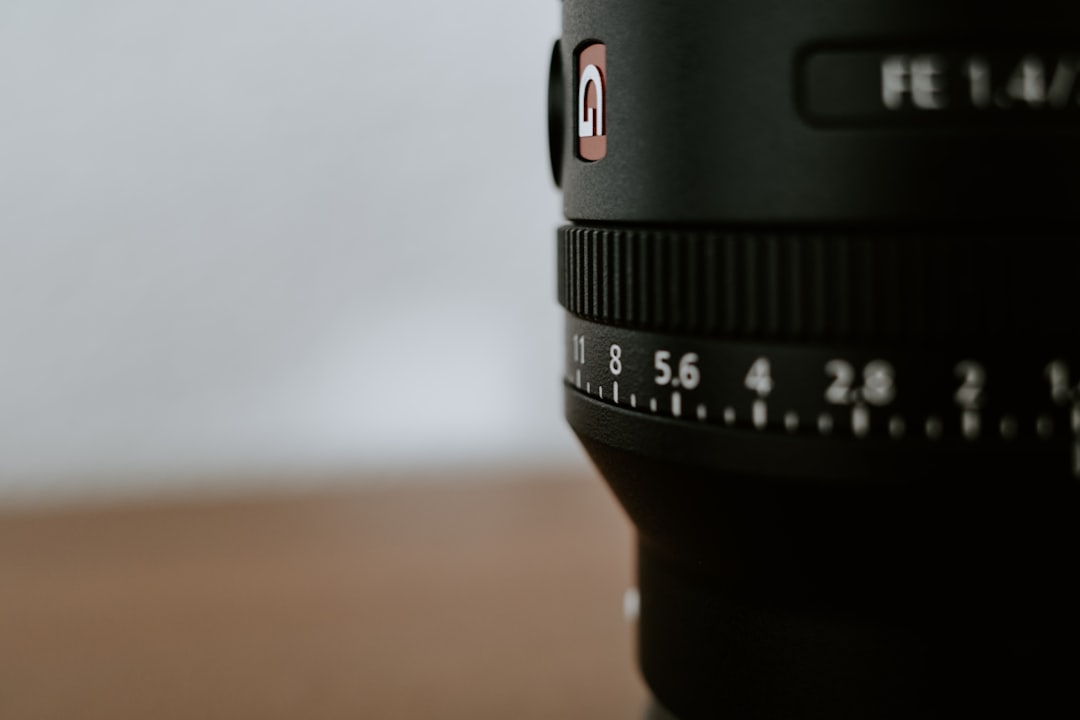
[0, 1, 577, 501]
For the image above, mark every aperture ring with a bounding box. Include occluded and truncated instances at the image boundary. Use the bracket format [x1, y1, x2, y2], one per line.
[564, 316, 1080, 480]
[557, 224, 1079, 342]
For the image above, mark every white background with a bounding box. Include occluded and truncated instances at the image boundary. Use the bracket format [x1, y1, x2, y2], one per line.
[0, 1, 580, 502]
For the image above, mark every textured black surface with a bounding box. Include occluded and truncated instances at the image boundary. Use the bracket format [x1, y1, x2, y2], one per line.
[557, 0, 1080, 224]
[578, 433, 1080, 720]
[553, 2, 1080, 717]
[558, 224, 1080, 341]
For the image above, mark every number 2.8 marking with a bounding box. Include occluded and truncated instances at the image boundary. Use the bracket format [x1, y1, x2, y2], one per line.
[824, 359, 896, 406]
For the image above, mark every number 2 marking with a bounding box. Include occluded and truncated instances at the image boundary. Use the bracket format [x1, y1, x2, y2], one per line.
[954, 361, 986, 409]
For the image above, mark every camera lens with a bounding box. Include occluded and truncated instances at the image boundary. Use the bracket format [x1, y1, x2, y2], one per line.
[550, 2, 1080, 717]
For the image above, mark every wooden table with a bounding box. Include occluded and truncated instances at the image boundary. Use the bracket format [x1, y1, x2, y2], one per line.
[0, 469, 646, 719]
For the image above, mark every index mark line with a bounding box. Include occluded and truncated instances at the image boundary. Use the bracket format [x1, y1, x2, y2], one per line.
[962, 411, 981, 441]
[999, 415, 1019, 441]
[889, 415, 906, 439]
[1074, 403, 1080, 479]
[1038, 415, 1055, 439]
[818, 412, 834, 436]
[784, 411, 799, 433]
[852, 406, 869, 439]
[926, 416, 944, 441]
[752, 400, 767, 430]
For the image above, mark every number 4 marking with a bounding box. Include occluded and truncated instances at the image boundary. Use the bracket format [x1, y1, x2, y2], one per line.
[745, 357, 773, 398]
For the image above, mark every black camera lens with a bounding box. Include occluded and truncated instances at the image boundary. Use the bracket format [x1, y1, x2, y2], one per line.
[550, 2, 1080, 717]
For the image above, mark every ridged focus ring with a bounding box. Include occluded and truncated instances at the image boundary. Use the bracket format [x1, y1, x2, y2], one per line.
[557, 225, 1078, 342]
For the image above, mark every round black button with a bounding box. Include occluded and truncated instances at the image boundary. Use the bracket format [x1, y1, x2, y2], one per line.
[547, 40, 564, 187]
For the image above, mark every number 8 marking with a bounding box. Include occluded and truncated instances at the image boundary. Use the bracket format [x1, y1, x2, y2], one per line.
[609, 344, 622, 376]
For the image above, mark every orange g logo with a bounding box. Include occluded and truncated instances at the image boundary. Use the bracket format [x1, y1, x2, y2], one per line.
[577, 43, 607, 161]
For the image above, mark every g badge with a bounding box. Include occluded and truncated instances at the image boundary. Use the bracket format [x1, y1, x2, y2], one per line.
[577, 43, 607, 161]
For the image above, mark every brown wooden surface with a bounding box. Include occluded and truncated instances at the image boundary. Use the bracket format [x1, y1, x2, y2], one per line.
[0, 469, 646, 719]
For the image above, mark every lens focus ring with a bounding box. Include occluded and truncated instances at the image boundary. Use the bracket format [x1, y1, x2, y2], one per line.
[558, 224, 1078, 342]
[560, 225, 1080, 480]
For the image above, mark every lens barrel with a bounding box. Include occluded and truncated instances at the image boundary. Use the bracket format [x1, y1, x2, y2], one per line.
[551, 2, 1080, 717]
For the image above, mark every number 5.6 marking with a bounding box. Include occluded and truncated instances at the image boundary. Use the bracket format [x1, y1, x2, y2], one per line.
[654, 350, 701, 390]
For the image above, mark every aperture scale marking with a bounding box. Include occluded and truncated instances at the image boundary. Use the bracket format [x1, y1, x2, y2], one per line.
[566, 318, 1079, 474]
